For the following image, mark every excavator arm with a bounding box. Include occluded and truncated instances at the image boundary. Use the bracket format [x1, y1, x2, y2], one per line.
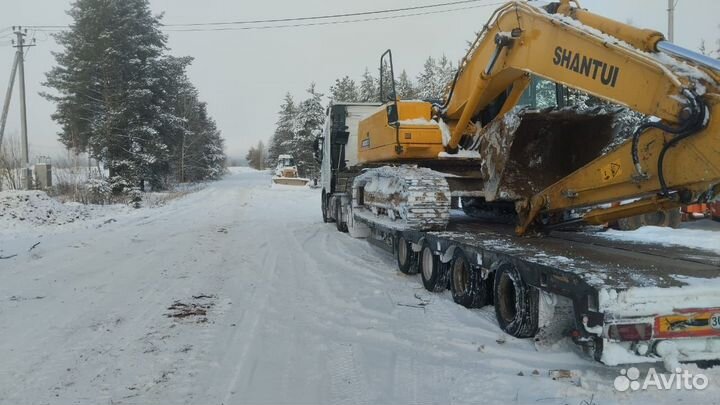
[437, 0, 720, 234]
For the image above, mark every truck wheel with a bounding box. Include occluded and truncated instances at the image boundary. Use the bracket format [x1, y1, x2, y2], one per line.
[322, 191, 334, 223]
[420, 242, 447, 291]
[335, 201, 348, 232]
[450, 249, 488, 308]
[396, 236, 419, 275]
[493, 264, 539, 338]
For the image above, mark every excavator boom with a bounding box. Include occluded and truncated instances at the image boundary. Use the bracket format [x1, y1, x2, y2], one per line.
[356, 0, 719, 235]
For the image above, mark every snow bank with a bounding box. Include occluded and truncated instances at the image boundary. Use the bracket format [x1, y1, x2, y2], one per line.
[0, 190, 121, 231]
[597, 226, 720, 255]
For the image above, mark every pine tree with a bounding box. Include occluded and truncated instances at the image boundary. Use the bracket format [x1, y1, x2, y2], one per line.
[329, 76, 359, 102]
[44, 0, 169, 190]
[416, 56, 438, 100]
[42, 0, 225, 191]
[293, 84, 325, 178]
[436, 55, 456, 99]
[395, 70, 417, 99]
[267, 93, 297, 166]
[359, 67, 378, 102]
[379, 61, 394, 102]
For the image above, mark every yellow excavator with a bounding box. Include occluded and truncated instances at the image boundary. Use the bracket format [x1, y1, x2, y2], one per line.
[351, 0, 720, 235]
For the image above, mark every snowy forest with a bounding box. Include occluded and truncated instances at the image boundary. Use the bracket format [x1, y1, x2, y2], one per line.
[42, 0, 226, 193]
[262, 55, 456, 177]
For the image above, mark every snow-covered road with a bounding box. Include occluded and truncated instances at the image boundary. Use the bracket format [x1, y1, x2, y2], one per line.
[1, 169, 718, 404]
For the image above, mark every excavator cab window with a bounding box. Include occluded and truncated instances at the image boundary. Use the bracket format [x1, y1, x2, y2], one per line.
[518, 75, 564, 108]
[386, 104, 399, 125]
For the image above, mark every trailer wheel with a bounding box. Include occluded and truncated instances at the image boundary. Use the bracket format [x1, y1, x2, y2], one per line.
[640, 208, 682, 228]
[335, 201, 348, 232]
[395, 236, 419, 275]
[493, 264, 539, 338]
[322, 191, 334, 223]
[420, 243, 447, 291]
[615, 215, 642, 231]
[450, 249, 488, 308]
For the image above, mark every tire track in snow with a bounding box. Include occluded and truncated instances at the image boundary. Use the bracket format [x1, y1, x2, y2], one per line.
[327, 343, 373, 405]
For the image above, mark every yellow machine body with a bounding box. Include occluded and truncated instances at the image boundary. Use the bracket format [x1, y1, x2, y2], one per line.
[357, 101, 443, 164]
[354, 0, 720, 234]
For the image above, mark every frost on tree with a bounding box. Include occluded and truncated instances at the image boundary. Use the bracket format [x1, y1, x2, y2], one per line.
[358, 68, 378, 103]
[267, 93, 297, 168]
[329, 76, 359, 102]
[43, 0, 225, 191]
[267, 85, 325, 178]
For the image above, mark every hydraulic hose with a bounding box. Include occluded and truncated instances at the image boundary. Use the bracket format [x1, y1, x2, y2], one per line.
[630, 90, 707, 198]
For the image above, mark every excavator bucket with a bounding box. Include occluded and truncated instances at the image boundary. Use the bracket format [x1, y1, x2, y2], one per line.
[467, 107, 619, 201]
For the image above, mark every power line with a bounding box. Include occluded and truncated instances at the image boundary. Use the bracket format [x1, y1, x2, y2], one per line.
[162, 0, 490, 27]
[24, 0, 503, 32]
[163, 4, 504, 32]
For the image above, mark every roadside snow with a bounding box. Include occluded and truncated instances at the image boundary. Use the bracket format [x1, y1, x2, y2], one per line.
[598, 226, 720, 255]
[2, 169, 720, 404]
[0, 190, 128, 232]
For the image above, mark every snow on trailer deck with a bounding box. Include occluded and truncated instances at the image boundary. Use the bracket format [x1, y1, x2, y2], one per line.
[438, 217, 720, 290]
[2, 169, 720, 405]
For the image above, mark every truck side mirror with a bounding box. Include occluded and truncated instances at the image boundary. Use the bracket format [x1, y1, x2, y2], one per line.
[314, 136, 324, 162]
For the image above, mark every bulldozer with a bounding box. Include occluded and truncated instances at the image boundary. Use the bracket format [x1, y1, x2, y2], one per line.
[337, 0, 720, 235]
[271, 154, 310, 186]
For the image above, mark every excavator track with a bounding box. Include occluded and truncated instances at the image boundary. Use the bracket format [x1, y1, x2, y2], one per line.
[353, 166, 451, 231]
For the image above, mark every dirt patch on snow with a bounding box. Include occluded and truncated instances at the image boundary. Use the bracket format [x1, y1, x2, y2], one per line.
[165, 294, 216, 323]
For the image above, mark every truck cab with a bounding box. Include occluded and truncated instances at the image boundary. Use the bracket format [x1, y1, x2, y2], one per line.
[318, 102, 380, 225]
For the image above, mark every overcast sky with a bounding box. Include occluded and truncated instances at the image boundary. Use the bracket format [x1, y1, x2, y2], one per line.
[1, 0, 718, 160]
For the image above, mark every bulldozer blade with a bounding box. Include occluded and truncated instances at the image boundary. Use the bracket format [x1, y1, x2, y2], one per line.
[272, 177, 310, 186]
[464, 107, 619, 202]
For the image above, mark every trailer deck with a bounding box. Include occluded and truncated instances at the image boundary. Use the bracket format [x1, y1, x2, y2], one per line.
[354, 209, 720, 366]
[360, 210, 720, 291]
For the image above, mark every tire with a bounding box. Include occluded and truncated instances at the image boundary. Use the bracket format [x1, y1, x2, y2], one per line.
[642, 210, 668, 227]
[419, 243, 448, 291]
[642, 208, 682, 228]
[396, 236, 419, 275]
[450, 249, 488, 308]
[335, 201, 348, 233]
[493, 264, 539, 338]
[322, 191, 333, 223]
[667, 208, 682, 228]
[615, 215, 643, 231]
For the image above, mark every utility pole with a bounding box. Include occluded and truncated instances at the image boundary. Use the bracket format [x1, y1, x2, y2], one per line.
[12, 26, 35, 189]
[0, 52, 18, 146]
[667, 0, 675, 42]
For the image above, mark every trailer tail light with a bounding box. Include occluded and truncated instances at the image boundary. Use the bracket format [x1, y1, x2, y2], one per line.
[608, 323, 652, 341]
